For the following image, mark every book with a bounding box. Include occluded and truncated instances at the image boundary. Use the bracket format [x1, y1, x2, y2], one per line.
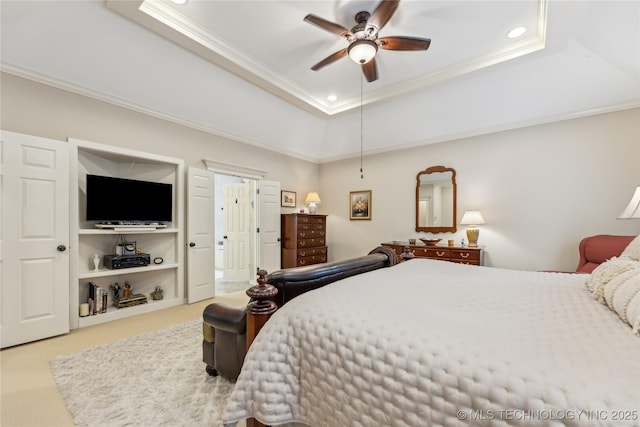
[88, 282, 108, 315]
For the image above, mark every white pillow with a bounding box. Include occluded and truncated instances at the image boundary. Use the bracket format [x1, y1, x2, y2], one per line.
[620, 235, 640, 261]
[602, 266, 640, 336]
[584, 257, 640, 303]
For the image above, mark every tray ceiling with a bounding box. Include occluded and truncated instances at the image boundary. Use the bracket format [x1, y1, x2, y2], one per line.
[1, 0, 638, 161]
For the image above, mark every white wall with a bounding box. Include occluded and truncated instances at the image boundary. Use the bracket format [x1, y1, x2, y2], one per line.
[3, 73, 638, 272]
[0, 73, 320, 206]
[319, 108, 640, 271]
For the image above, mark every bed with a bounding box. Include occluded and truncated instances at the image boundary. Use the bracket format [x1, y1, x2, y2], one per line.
[222, 248, 640, 426]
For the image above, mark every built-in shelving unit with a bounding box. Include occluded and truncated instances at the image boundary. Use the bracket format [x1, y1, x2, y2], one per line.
[69, 139, 184, 329]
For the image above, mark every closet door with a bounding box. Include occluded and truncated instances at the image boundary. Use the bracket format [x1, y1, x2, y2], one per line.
[186, 167, 215, 303]
[0, 131, 70, 348]
[257, 180, 281, 274]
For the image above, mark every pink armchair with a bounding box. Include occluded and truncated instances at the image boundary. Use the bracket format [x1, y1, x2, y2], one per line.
[576, 234, 635, 273]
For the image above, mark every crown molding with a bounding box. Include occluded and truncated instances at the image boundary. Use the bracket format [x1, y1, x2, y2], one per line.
[1, 63, 320, 164]
[109, 0, 549, 117]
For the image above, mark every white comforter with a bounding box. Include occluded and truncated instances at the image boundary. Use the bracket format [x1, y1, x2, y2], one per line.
[222, 259, 640, 426]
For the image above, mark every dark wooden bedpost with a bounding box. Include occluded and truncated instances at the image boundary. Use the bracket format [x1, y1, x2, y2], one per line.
[245, 269, 278, 350]
[245, 270, 278, 427]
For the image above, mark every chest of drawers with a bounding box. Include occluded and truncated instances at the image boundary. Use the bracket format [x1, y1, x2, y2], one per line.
[281, 214, 328, 268]
[382, 242, 484, 266]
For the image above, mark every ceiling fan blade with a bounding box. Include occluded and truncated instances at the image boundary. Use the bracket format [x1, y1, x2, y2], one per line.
[367, 0, 400, 32]
[304, 14, 352, 38]
[311, 48, 348, 71]
[379, 36, 431, 51]
[362, 58, 378, 82]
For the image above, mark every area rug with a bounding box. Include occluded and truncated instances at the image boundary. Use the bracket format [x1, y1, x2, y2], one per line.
[50, 319, 234, 427]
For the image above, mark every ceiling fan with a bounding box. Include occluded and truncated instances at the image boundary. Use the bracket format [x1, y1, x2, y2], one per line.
[304, 0, 431, 82]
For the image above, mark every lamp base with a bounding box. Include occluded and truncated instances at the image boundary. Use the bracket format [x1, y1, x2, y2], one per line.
[308, 203, 317, 214]
[466, 226, 479, 247]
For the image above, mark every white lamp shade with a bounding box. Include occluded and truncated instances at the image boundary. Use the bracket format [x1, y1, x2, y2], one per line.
[305, 192, 321, 204]
[618, 186, 640, 219]
[460, 210, 485, 225]
[348, 40, 377, 64]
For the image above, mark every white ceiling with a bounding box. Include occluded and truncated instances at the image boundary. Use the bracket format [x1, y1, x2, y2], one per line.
[1, 1, 639, 162]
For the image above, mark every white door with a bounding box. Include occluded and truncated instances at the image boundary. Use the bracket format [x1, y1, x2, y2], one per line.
[186, 167, 215, 303]
[257, 180, 281, 274]
[223, 182, 251, 282]
[1, 130, 70, 348]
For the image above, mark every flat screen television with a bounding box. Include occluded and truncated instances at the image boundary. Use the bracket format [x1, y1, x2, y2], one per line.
[86, 174, 173, 223]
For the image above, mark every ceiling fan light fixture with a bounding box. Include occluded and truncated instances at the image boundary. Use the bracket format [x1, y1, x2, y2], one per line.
[348, 39, 378, 64]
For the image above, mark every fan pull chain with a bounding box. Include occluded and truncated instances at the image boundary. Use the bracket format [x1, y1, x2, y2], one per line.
[360, 73, 364, 179]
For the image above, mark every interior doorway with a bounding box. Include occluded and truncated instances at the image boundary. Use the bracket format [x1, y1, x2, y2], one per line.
[214, 174, 255, 296]
[202, 158, 281, 298]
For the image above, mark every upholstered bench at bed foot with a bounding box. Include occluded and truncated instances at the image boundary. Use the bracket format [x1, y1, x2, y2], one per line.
[202, 303, 247, 380]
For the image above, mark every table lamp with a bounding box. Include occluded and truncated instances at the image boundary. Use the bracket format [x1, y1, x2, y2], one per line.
[305, 192, 321, 214]
[460, 210, 485, 247]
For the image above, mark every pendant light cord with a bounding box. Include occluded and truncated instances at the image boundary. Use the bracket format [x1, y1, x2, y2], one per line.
[360, 73, 364, 179]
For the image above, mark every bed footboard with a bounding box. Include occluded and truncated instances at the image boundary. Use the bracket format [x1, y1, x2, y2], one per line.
[202, 247, 398, 383]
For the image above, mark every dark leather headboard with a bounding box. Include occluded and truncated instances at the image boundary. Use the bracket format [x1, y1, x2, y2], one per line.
[267, 248, 396, 307]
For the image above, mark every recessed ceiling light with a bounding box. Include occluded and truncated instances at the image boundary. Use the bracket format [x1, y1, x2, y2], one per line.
[507, 26, 527, 39]
[327, 94, 337, 102]
[170, 0, 188, 5]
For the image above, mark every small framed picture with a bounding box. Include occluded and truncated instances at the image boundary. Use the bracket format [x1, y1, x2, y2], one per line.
[281, 190, 296, 207]
[350, 190, 372, 220]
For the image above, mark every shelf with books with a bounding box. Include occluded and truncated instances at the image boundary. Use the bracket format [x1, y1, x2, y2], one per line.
[78, 297, 184, 328]
[70, 139, 184, 329]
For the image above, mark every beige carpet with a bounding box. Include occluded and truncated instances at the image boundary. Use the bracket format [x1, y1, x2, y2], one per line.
[1, 291, 249, 427]
[51, 319, 233, 426]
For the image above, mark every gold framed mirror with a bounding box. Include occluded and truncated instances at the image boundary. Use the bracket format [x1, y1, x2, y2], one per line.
[415, 166, 457, 233]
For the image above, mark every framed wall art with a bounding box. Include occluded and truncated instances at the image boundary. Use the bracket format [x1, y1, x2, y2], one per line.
[281, 190, 296, 207]
[350, 190, 372, 220]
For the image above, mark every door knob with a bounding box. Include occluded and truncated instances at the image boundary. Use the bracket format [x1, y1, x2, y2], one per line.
[189, 242, 196, 247]
[57, 245, 67, 252]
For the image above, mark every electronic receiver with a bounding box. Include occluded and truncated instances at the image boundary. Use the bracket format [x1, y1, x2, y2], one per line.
[103, 254, 151, 269]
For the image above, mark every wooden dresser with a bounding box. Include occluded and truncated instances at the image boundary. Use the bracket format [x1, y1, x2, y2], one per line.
[382, 241, 484, 266]
[281, 214, 328, 268]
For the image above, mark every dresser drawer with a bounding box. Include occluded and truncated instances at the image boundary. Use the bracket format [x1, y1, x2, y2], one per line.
[296, 237, 326, 248]
[296, 215, 325, 225]
[381, 242, 484, 266]
[295, 254, 327, 266]
[451, 249, 480, 263]
[282, 248, 328, 268]
[298, 222, 325, 231]
[413, 247, 451, 259]
[296, 229, 325, 239]
[297, 247, 327, 258]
